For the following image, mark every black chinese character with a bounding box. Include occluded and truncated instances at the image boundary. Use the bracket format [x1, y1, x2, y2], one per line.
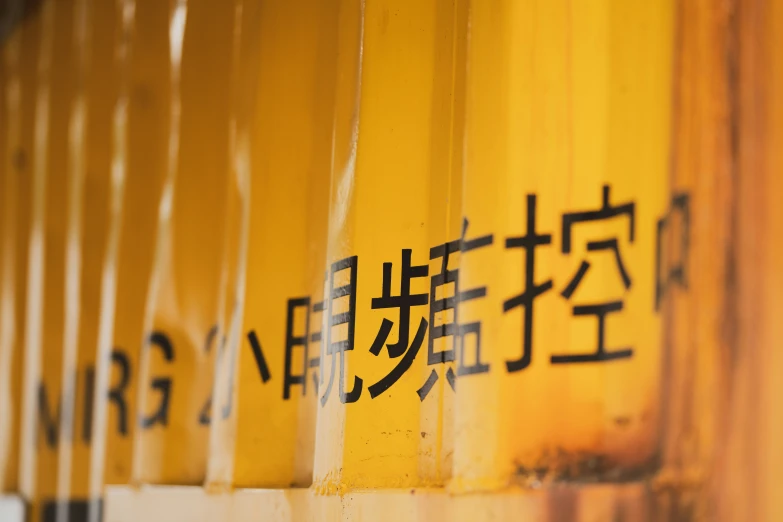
[281, 296, 324, 400]
[503, 194, 553, 372]
[283, 297, 311, 399]
[308, 298, 324, 392]
[367, 249, 429, 399]
[320, 256, 363, 405]
[428, 237, 460, 366]
[655, 192, 690, 310]
[246, 330, 271, 384]
[553, 185, 635, 364]
[419, 219, 493, 401]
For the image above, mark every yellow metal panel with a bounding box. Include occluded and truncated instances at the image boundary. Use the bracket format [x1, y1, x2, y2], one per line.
[17, 0, 72, 519]
[132, 0, 235, 485]
[207, 0, 338, 489]
[720, 2, 783, 521]
[655, 1, 734, 519]
[57, 0, 125, 518]
[0, 4, 8, 494]
[313, 0, 468, 492]
[13, 0, 123, 515]
[205, 0, 252, 490]
[102, 0, 169, 488]
[453, 0, 674, 491]
[0, 0, 25, 495]
[29, 0, 69, 513]
[295, 0, 337, 484]
[759, 6, 783, 521]
[756, 5, 783, 521]
[9, 0, 40, 502]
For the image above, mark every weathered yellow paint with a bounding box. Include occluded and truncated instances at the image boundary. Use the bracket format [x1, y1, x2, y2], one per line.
[205, 0, 250, 491]
[752, 5, 783, 521]
[12, 0, 123, 515]
[295, 0, 338, 484]
[654, 1, 734, 519]
[132, 0, 235, 485]
[313, 0, 467, 492]
[0, 8, 9, 495]
[8, 0, 39, 502]
[101, 0, 169, 488]
[756, 5, 783, 521]
[0, 0, 26, 495]
[17, 0, 72, 519]
[207, 0, 338, 489]
[718, 2, 783, 521]
[102, 483, 661, 522]
[2, 0, 748, 519]
[55, 0, 93, 511]
[453, 0, 674, 491]
[57, 0, 125, 517]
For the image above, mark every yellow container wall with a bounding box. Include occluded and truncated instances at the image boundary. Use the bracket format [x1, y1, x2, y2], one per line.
[5, 1, 783, 521]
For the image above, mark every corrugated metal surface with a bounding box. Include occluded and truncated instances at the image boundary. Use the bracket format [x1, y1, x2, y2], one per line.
[0, 0, 780, 521]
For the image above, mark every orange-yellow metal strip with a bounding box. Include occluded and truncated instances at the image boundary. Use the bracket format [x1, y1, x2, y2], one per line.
[101, 0, 169, 488]
[205, 0, 255, 490]
[208, 3, 250, 481]
[0, 3, 8, 494]
[55, 0, 126, 519]
[721, 2, 783, 521]
[293, 0, 343, 486]
[207, 0, 337, 489]
[51, 0, 91, 514]
[420, 0, 467, 483]
[313, 0, 467, 492]
[11, 0, 41, 503]
[85, 2, 130, 518]
[18, 0, 74, 519]
[0, 0, 25, 495]
[654, 1, 734, 518]
[454, 0, 674, 491]
[132, 0, 235, 485]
